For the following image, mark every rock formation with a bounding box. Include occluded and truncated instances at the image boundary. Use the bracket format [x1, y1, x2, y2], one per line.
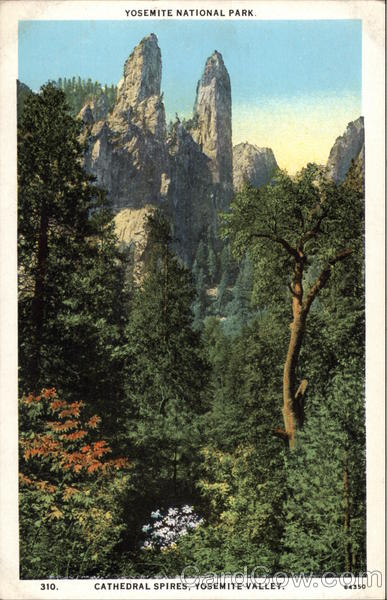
[166, 50, 233, 262]
[233, 143, 278, 191]
[79, 93, 108, 123]
[167, 122, 214, 263]
[79, 35, 233, 265]
[326, 116, 364, 183]
[190, 51, 233, 198]
[113, 205, 154, 282]
[80, 33, 169, 211]
[18, 36, 365, 281]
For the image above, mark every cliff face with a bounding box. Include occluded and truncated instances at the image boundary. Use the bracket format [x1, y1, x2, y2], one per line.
[81, 34, 169, 211]
[167, 123, 215, 264]
[191, 51, 233, 197]
[74, 35, 365, 268]
[80, 35, 233, 264]
[326, 117, 364, 183]
[233, 143, 278, 191]
[167, 50, 233, 263]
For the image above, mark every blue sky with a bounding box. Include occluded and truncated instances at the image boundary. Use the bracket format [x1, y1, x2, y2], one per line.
[18, 20, 362, 172]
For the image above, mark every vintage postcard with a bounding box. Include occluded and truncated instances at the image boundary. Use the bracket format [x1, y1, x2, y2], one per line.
[0, 1, 385, 599]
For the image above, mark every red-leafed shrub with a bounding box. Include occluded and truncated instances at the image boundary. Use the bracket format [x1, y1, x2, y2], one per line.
[19, 389, 130, 578]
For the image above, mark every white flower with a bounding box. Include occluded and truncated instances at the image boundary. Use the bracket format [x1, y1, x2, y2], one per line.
[141, 540, 153, 550]
[142, 506, 203, 549]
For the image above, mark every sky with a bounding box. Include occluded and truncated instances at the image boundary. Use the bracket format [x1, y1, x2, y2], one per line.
[18, 20, 362, 173]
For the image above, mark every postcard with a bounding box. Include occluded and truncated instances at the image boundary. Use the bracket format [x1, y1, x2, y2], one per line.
[0, 1, 385, 599]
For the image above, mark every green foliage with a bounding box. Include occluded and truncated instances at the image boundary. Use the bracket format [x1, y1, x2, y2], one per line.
[114, 211, 209, 556]
[54, 77, 117, 116]
[280, 359, 365, 573]
[221, 165, 363, 310]
[280, 162, 366, 572]
[19, 389, 129, 578]
[163, 314, 287, 574]
[18, 82, 365, 578]
[17, 80, 33, 121]
[18, 83, 128, 424]
[177, 444, 285, 573]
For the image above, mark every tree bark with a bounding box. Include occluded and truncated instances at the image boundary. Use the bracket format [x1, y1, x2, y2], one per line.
[283, 302, 307, 449]
[278, 248, 353, 449]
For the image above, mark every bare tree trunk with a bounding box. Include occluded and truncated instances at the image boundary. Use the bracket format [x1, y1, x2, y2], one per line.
[274, 248, 353, 449]
[275, 259, 308, 449]
[283, 304, 307, 449]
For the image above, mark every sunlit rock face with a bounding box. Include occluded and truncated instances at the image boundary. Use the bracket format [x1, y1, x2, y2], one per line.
[326, 116, 364, 183]
[191, 51, 233, 197]
[80, 34, 169, 212]
[79, 36, 234, 263]
[233, 143, 278, 191]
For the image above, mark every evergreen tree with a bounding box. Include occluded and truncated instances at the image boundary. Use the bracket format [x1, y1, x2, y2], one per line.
[280, 359, 365, 573]
[18, 83, 128, 427]
[54, 77, 117, 115]
[207, 244, 217, 285]
[225, 255, 254, 334]
[119, 211, 208, 516]
[175, 314, 287, 573]
[215, 244, 233, 315]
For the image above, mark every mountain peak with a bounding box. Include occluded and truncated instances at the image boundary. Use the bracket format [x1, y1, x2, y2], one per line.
[199, 50, 228, 87]
[326, 116, 364, 182]
[118, 33, 162, 108]
[191, 50, 232, 191]
[233, 143, 278, 191]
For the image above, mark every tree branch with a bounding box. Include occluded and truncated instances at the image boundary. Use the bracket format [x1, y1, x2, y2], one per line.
[287, 282, 298, 297]
[304, 248, 353, 312]
[249, 232, 299, 260]
[273, 428, 290, 443]
[300, 211, 327, 245]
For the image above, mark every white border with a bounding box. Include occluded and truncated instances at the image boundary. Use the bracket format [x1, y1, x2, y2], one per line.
[0, 2, 385, 599]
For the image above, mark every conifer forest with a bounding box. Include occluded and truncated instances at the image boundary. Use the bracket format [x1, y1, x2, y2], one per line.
[17, 44, 365, 579]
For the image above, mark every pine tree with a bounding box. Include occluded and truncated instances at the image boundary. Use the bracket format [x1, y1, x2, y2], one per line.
[280, 359, 365, 573]
[18, 83, 128, 426]
[226, 255, 254, 334]
[215, 245, 233, 315]
[177, 314, 287, 573]
[121, 211, 208, 505]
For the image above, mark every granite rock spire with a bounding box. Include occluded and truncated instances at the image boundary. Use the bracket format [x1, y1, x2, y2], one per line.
[80, 33, 169, 210]
[191, 50, 233, 197]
